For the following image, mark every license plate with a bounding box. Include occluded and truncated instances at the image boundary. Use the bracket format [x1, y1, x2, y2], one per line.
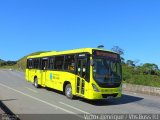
[106, 96, 114, 99]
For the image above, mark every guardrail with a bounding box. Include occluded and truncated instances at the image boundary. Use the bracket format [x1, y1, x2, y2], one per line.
[123, 83, 160, 96]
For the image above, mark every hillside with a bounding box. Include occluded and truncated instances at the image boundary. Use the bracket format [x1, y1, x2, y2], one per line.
[13, 51, 47, 71]
[0, 51, 49, 70]
[122, 64, 160, 87]
[0, 59, 17, 67]
[0, 59, 5, 62]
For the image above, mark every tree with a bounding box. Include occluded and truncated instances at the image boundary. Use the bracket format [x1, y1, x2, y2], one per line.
[121, 57, 125, 64]
[97, 45, 104, 49]
[141, 63, 159, 75]
[111, 46, 124, 55]
[133, 59, 140, 66]
[126, 60, 135, 67]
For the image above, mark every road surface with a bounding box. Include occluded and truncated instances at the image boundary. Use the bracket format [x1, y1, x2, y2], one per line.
[0, 69, 160, 119]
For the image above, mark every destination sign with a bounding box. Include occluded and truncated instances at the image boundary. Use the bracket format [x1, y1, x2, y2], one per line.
[93, 50, 119, 59]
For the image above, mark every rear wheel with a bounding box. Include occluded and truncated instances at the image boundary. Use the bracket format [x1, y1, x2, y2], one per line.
[65, 84, 73, 99]
[34, 78, 39, 88]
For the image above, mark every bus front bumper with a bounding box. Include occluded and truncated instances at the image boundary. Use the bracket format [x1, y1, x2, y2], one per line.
[87, 87, 122, 100]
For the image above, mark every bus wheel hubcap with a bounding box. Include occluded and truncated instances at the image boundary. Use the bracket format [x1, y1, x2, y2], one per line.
[66, 88, 71, 97]
[35, 80, 37, 86]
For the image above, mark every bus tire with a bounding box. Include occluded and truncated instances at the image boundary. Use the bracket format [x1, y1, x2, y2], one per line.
[34, 77, 39, 88]
[65, 84, 73, 99]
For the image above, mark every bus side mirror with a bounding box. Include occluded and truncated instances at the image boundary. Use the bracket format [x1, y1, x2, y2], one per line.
[90, 60, 94, 66]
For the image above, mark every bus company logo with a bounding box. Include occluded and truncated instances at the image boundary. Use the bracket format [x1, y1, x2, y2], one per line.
[50, 73, 53, 80]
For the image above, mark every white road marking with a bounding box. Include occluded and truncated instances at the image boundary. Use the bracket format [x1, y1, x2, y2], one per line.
[59, 102, 90, 114]
[0, 83, 75, 114]
[25, 87, 38, 93]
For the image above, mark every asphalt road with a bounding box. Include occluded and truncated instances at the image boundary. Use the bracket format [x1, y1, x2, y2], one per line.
[0, 69, 160, 119]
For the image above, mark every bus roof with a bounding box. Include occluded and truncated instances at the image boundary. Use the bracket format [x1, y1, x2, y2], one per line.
[27, 48, 117, 59]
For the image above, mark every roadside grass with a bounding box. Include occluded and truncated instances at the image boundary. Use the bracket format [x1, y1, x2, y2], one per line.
[123, 74, 160, 87]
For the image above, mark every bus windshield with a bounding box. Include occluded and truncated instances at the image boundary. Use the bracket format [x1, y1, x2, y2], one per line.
[93, 57, 122, 87]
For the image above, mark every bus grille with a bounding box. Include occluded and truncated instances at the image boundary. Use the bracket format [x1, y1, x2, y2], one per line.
[102, 93, 118, 98]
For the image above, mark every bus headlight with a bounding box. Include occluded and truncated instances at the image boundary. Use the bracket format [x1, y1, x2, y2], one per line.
[92, 84, 100, 92]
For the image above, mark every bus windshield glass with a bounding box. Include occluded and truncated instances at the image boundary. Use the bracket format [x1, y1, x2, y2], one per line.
[92, 50, 122, 87]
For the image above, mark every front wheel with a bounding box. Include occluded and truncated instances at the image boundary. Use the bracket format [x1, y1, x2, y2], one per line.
[34, 78, 39, 88]
[65, 84, 73, 99]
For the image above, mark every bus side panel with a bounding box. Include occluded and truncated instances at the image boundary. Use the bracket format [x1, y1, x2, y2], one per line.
[27, 69, 33, 82]
[29, 69, 38, 83]
[25, 69, 29, 81]
[52, 71, 68, 92]
[30, 69, 34, 83]
[61, 72, 77, 94]
[44, 71, 77, 94]
[45, 70, 54, 89]
[37, 69, 42, 86]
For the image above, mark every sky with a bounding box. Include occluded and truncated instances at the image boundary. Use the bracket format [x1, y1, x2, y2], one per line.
[0, 0, 160, 67]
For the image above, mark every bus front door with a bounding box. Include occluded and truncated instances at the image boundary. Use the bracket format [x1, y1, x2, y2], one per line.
[76, 58, 88, 97]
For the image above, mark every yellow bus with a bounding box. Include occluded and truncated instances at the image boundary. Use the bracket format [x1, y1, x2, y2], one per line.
[26, 48, 122, 100]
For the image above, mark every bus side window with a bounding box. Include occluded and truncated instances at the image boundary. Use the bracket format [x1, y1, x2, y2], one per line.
[42, 60, 48, 70]
[27, 59, 33, 69]
[49, 57, 54, 70]
[54, 56, 64, 70]
[33, 59, 40, 69]
[41, 58, 49, 70]
[64, 55, 75, 72]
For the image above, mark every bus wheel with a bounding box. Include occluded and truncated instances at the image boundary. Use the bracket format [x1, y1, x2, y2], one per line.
[65, 84, 73, 99]
[34, 78, 39, 88]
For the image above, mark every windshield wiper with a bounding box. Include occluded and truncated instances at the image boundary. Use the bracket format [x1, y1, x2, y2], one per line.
[103, 59, 121, 79]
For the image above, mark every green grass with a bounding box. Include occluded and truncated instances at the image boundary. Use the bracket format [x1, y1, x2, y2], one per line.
[122, 65, 160, 87]
[124, 74, 160, 87]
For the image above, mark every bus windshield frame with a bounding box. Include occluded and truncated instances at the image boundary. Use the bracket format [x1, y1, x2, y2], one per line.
[92, 50, 122, 88]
